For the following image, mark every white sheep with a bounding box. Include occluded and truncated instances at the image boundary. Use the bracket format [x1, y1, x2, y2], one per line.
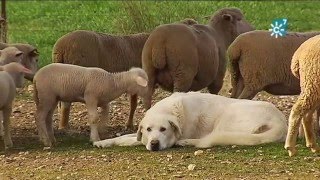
[285, 34, 320, 156]
[0, 62, 32, 149]
[33, 63, 149, 147]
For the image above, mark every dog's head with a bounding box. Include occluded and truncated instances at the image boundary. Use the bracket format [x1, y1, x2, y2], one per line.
[137, 114, 182, 151]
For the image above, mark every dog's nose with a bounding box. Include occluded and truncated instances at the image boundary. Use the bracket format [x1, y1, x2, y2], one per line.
[150, 140, 160, 151]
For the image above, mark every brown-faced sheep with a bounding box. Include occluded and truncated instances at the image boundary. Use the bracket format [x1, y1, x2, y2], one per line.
[33, 63, 149, 147]
[53, 19, 199, 131]
[0, 62, 32, 149]
[227, 30, 320, 137]
[285, 34, 320, 156]
[141, 8, 254, 110]
[0, 42, 39, 81]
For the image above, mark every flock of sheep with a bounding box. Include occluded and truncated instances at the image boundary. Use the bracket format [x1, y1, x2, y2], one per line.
[0, 7, 320, 157]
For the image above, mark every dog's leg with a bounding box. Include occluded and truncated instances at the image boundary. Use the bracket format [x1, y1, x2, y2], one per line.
[94, 133, 142, 148]
[176, 139, 200, 147]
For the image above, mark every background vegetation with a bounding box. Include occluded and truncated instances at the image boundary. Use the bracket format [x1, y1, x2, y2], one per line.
[7, 1, 320, 67]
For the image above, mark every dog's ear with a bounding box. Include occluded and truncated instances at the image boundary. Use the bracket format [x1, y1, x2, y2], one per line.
[137, 125, 143, 141]
[169, 120, 182, 139]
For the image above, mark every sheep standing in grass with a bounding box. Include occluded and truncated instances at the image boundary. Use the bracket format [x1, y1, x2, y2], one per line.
[33, 63, 149, 147]
[0, 62, 32, 149]
[285, 34, 320, 156]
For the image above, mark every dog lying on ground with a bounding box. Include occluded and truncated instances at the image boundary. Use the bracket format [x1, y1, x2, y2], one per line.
[94, 92, 288, 151]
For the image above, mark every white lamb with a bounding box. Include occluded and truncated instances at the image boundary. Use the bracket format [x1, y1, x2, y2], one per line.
[33, 63, 149, 147]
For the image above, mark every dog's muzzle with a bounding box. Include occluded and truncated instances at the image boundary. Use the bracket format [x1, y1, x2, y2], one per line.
[150, 140, 160, 151]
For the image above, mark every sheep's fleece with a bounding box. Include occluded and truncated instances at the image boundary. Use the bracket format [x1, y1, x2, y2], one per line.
[94, 92, 287, 151]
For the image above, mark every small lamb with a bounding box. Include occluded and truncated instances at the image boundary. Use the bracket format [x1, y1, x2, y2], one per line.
[33, 63, 149, 147]
[0, 62, 32, 149]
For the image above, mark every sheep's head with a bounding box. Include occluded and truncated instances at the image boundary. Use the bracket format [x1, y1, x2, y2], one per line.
[128, 68, 151, 109]
[9, 44, 39, 81]
[0, 47, 23, 65]
[209, 8, 254, 43]
[1, 62, 32, 88]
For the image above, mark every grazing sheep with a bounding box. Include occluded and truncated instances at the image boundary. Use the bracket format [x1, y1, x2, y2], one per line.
[228, 30, 320, 99]
[0, 42, 39, 81]
[0, 47, 23, 65]
[33, 63, 149, 147]
[0, 62, 32, 149]
[53, 18, 198, 130]
[227, 30, 320, 138]
[141, 8, 254, 110]
[285, 34, 320, 156]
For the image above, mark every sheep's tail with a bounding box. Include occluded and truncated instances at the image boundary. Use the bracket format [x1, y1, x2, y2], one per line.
[291, 53, 300, 79]
[52, 43, 64, 63]
[33, 79, 39, 106]
[195, 121, 287, 147]
[227, 39, 242, 98]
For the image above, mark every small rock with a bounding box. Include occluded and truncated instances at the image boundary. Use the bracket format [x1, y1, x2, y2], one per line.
[194, 150, 204, 156]
[188, 164, 196, 171]
[43, 147, 51, 151]
[231, 145, 237, 148]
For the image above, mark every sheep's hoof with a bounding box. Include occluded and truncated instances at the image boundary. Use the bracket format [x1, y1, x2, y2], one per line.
[285, 146, 297, 157]
[310, 146, 320, 153]
[4, 141, 13, 150]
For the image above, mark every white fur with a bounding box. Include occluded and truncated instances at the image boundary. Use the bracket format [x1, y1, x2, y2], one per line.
[94, 92, 288, 151]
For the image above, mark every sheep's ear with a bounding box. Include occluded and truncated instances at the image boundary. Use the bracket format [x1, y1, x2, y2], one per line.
[137, 125, 143, 141]
[169, 120, 182, 139]
[222, 14, 233, 21]
[136, 76, 148, 87]
[29, 49, 39, 56]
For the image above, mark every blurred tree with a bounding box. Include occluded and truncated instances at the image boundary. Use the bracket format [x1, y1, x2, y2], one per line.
[0, 0, 7, 43]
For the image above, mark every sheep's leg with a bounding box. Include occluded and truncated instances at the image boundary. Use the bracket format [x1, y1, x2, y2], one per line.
[315, 108, 320, 137]
[2, 106, 13, 149]
[285, 99, 307, 156]
[127, 95, 137, 130]
[36, 102, 54, 147]
[207, 78, 224, 94]
[46, 101, 58, 144]
[172, 67, 196, 92]
[59, 102, 71, 130]
[97, 103, 109, 135]
[230, 76, 244, 98]
[0, 112, 4, 137]
[303, 110, 320, 153]
[86, 99, 100, 142]
[237, 86, 258, 100]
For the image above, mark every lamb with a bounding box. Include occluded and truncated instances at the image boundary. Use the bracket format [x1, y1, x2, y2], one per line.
[140, 8, 254, 111]
[227, 30, 320, 137]
[33, 63, 149, 147]
[52, 18, 198, 131]
[0, 42, 39, 81]
[0, 62, 32, 149]
[285, 34, 320, 156]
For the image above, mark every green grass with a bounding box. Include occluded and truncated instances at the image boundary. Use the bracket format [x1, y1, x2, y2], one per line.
[7, 1, 320, 67]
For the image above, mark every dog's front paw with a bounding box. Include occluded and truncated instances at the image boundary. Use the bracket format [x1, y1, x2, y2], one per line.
[93, 139, 113, 148]
[176, 139, 191, 147]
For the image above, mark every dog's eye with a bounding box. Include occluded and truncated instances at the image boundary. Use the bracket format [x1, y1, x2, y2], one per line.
[160, 127, 166, 132]
[147, 127, 151, 132]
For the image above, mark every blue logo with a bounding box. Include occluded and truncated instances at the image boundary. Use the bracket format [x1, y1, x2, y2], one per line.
[269, 18, 288, 38]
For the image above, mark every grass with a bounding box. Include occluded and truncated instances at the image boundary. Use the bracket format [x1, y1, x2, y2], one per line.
[3, 1, 320, 179]
[7, 1, 320, 67]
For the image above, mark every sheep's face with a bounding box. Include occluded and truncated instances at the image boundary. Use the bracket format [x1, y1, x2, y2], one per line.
[21, 48, 39, 80]
[0, 47, 23, 65]
[210, 8, 254, 40]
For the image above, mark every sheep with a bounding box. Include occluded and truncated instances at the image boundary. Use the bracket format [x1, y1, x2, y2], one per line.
[227, 30, 320, 137]
[52, 18, 198, 131]
[228, 30, 320, 99]
[33, 63, 149, 147]
[285, 34, 320, 156]
[0, 62, 32, 149]
[140, 8, 254, 111]
[0, 42, 39, 81]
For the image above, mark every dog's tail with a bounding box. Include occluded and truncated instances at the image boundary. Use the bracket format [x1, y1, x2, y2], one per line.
[196, 122, 287, 147]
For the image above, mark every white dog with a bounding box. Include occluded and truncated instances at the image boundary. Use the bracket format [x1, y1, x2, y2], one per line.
[94, 92, 288, 151]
